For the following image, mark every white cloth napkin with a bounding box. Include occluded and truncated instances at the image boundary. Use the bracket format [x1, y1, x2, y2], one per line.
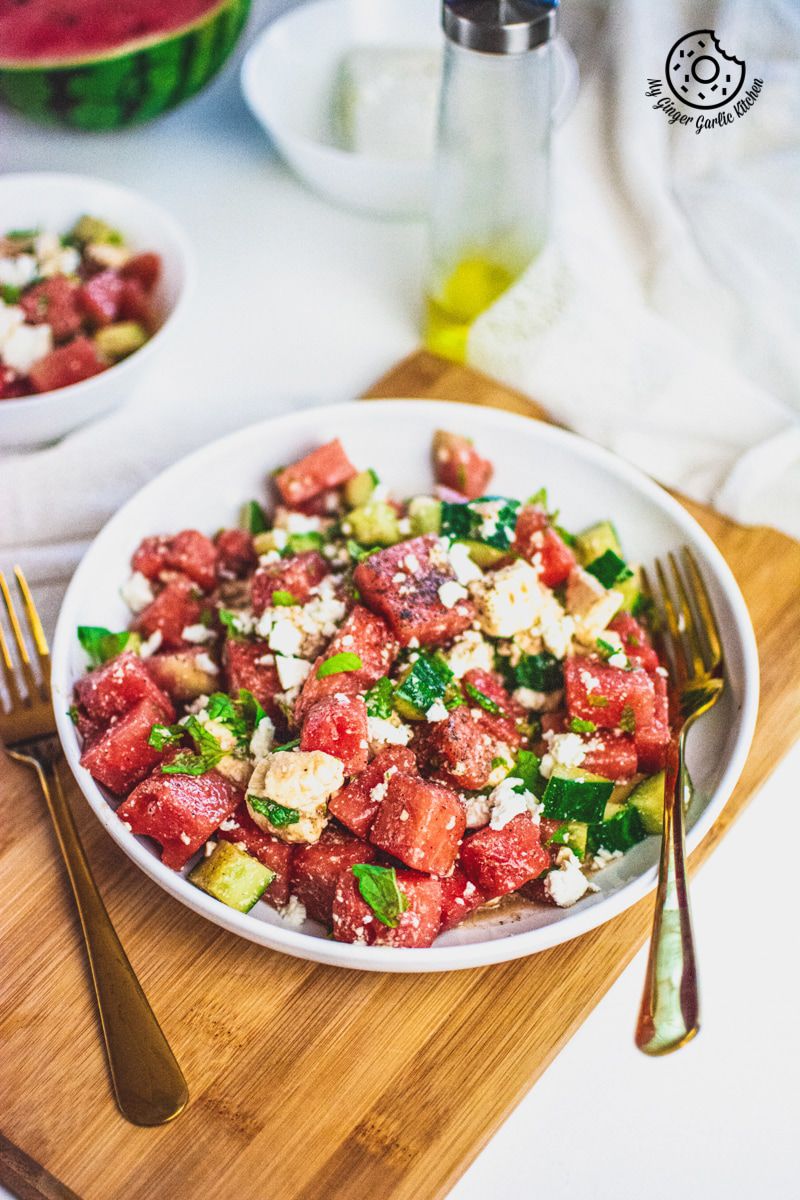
[469, 0, 800, 538]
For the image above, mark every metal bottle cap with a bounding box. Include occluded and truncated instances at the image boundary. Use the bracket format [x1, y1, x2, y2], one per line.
[443, 1, 557, 54]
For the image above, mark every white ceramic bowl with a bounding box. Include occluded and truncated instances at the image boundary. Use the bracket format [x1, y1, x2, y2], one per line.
[52, 400, 759, 973]
[241, 0, 579, 218]
[0, 173, 194, 450]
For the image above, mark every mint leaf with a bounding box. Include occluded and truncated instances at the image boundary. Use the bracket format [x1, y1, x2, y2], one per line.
[77, 625, 134, 667]
[67, 705, 80, 725]
[284, 531, 324, 555]
[161, 715, 226, 775]
[273, 737, 300, 752]
[271, 590, 298, 607]
[219, 608, 251, 640]
[248, 794, 300, 828]
[364, 676, 394, 719]
[317, 652, 362, 679]
[1, 284, 21, 304]
[352, 863, 409, 928]
[148, 723, 185, 750]
[507, 749, 543, 797]
[242, 499, 268, 534]
[569, 717, 596, 734]
[586, 549, 633, 589]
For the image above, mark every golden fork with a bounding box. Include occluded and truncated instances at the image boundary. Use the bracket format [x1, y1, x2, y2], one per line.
[0, 566, 188, 1125]
[635, 547, 725, 1055]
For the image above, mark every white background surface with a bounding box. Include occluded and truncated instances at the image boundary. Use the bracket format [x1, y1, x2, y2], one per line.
[1, 1, 798, 1196]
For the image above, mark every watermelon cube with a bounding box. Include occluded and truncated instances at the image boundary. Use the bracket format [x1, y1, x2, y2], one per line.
[564, 656, 656, 733]
[513, 506, 577, 588]
[353, 534, 476, 646]
[215, 529, 256, 579]
[79, 697, 170, 796]
[300, 693, 369, 776]
[216, 802, 293, 906]
[251, 550, 328, 614]
[291, 827, 375, 924]
[580, 731, 638, 781]
[461, 668, 524, 748]
[328, 745, 417, 839]
[118, 278, 152, 326]
[223, 640, 283, 717]
[133, 577, 203, 650]
[29, 336, 105, 393]
[432, 430, 493, 500]
[275, 439, 357, 506]
[332, 868, 442, 948]
[117, 769, 242, 870]
[296, 605, 398, 719]
[79, 269, 124, 326]
[438, 866, 487, 931]
[121, 252, 161, 291]
[74, 651, 174, 725]
[608, 613, 660, 672]
[144, 647, 221, 704]
[20, 276, 82, 341]
[131, 529, 218, 592]
[635, 671, 671, 773]
[414, 706, 497, 791]
[460, 814, 549, 896]
[370, 773, 465, 875]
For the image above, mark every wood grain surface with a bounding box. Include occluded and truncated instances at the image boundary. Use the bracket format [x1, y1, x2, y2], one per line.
[1, 350, 798, 1200]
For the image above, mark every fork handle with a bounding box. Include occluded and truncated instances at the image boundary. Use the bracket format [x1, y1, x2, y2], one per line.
[635, 733, 700, 1055]
[30, 753, 189, 1124]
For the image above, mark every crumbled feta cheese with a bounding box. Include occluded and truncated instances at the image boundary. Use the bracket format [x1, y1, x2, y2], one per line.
[2, 322, 52, 373]
[204, 840, 217, 857]
[0, 301, 24, 347]
[120, 571, 154, 614]
[247, 749, 345, 843]
[194, 651, 219, 675]
[367, 715, 412, 748]
[566, 567, 624, 646]
[544, 847, 592, 907]
[275, 655, 312, 691]
[425, 699, 449, 722]
[463, 793, 491, 828]
[438, 579, 468, 609]
[447, 540, 484, 585]
[590, 847, 624, 871]
[487, 776, 542, 830]
[179, 831, 192, 846]
[539, 731, 586, 779]
[181, 623, 216, 644]
[84, 242, 129, 270]
[397, 517, 412, 535]
[250, 714, 276, 759]
[38, 242, 81, 277]
[443, 630, 495, 679]
[513, 686, 564, 712]
[279, 511, 322, 533]
[268, 617, 304, 658]
[0, 254, 37, 289]
[536, 600, 575, 659]
[471, 559, 551, 638]
[138, 630, 163, 658]
[280, 895, 308, 927]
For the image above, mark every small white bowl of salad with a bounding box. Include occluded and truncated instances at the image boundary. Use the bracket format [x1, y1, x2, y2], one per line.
[0, 173, 194, 450]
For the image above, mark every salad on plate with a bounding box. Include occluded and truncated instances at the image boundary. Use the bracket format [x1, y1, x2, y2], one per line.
[70, 430, 673, 948]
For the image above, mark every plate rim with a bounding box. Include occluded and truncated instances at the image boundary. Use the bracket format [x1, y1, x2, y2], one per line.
[51, 398, 760, 973]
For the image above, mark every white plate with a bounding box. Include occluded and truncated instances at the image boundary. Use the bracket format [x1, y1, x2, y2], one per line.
[0, 173, 194, 449]
[52, 401, 759, 973]
[241, 0, 579, 218]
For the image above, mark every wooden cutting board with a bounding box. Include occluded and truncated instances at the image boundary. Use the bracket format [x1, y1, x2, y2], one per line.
[2, 351, 798, 1200]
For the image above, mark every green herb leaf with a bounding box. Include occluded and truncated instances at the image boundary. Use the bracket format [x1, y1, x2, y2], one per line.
[507, 748, 543, 796]
[491, 755, 511, 772]
[464, 681, 501, 715]
[1, 284, 21, 304]
[569, 717, 596, 734]
[317, 652, 363, 679]
[619, 704, 637, 734]
[219, 608, 251, 640]
[554, 524, 576, 547]
[587, 694, 609, 708]
[271, 590, 298, 607]
[586, 549, 633, 589]
[248, 794, 300, 828]
[440, 496, 520, 551]
[273, 737, 300, 752]
[238, 688, 266, 731]
[67, 705, 80, 726]
[526, 487, 548, 508]
[364, 676, 394, 719]
[513, 651, 564, 694]
[352, 863, 409, 928]
[284, 531, 324, 556]
[6, 228, 38, 240]
[161, 715, 226, 775]
[148, 723, 185, 750]
[77, 625, 134, 668]
[242, 499, 268, 534]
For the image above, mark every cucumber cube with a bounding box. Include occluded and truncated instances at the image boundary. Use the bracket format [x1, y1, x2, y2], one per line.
[189, 841, 274, 913]
[542, 771, 614, 823]
[629, 771, 666, 834]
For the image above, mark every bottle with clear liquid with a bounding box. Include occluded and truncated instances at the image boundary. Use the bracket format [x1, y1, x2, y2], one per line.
[424, 1, 555, 362]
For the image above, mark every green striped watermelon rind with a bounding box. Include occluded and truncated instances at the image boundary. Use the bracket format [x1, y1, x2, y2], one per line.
[0, 0, 250, 131]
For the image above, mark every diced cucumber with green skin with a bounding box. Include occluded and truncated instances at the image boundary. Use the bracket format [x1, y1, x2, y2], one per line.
[347, 501, 401, 546]
[454, 539, 507, 568]
[513, 651, 564, 693]
[616, 565, 642, 613]
[629, 771, 666, 834]
[548, 820, 590, 859]
[242, 499, 268, 535]
[575, 520, 622, 565]
[394, 653, 452, 720]
[71, 215, 125, 246]
[344, 468, 379, 509]
[94, 321, 148, 360]
[188, 842, 275, 913]
[542, 768, 614, 823]
[588, 805, 647, 855]
[408, 496, 442, 535]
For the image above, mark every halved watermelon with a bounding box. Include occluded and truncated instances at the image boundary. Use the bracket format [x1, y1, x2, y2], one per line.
[0, 0, 250, 131]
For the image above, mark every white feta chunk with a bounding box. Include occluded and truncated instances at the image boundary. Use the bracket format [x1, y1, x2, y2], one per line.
[446, 540, 484, 586]
[280, 895, 308, 927]
[0, 254, 37, 289]
[471, 559, 550, 638]
[268, 617, 304, 658]
[488, 776, 542, 830]
[120, 570, 154, 614]
[249, 715, 276, 759]
[424, 699, 449, 723]
[0, 301, 24, 347]
[544, 847, 593, 907]
[539, 731, 586, 780]
[247, 749, 345, 843]
[2, 322, 52, 373]
[438, 579, 468, 609]
[367, 715, 412, 749]
[275, 655, 312, 691]
[443, 630, 495, 679]
[181, 623, 216, 644]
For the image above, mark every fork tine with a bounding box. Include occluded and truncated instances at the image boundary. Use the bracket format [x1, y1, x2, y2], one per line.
[668, 552, 706, 678]
[0, 570, 39, 703]
[682, 547, 723, 670]
[654, 557, 689, 683]
[14, 566, 51, 700]
[0, 599, 23, 709]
